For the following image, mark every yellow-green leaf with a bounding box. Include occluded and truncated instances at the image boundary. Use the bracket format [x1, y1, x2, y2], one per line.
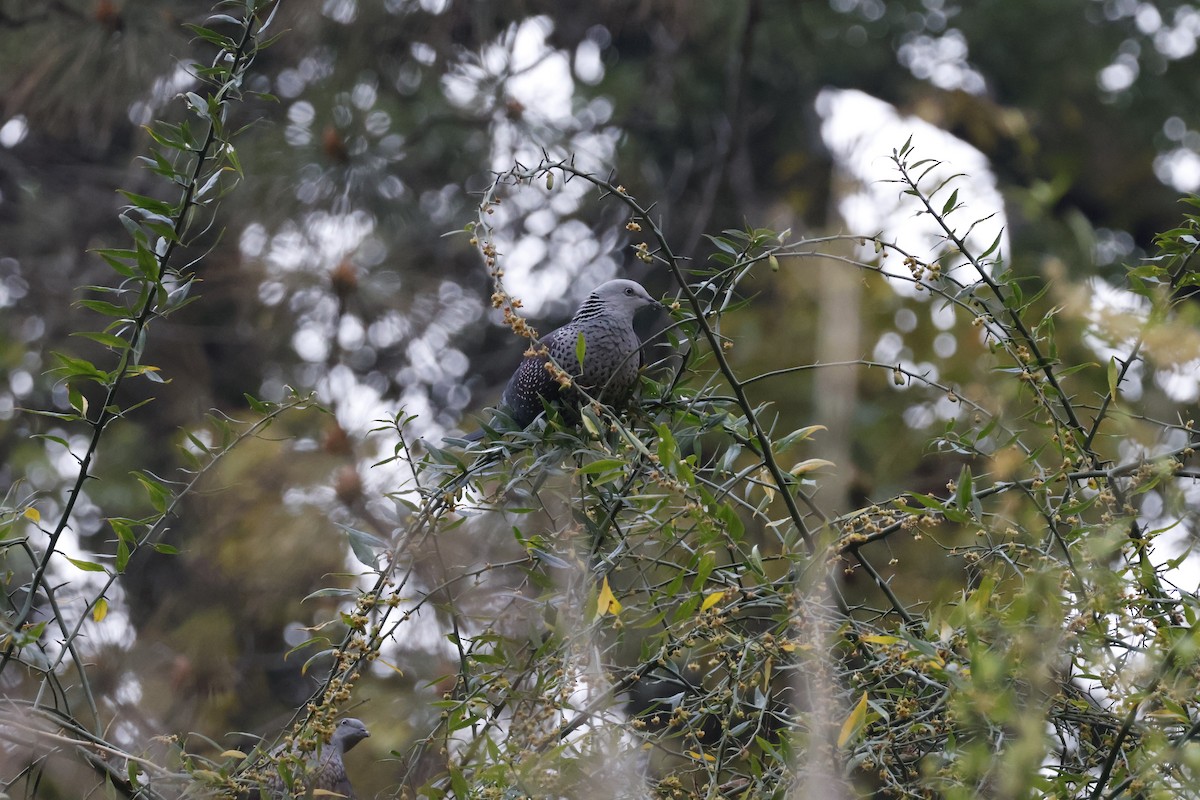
[1107, 356, 1119, 399]
[580, 411, 602, 437]
[860, 634, 900, 646]
[92, 597, 108, 623]
[374, 658, 407, 677]
[219, 749, 248, 760]
[775, 424, 826, 453]
[68, 385, 89, 417]
[596, 576, 622, 618]
[700, 591, 725, 612]
[23, 507, 40, 523]
[190, 770, 223, 782]
[837, 691, 869, 748]
[790, 458, 835, 476]
[576, 459, 625, 477]
[757, 468, 776, 503]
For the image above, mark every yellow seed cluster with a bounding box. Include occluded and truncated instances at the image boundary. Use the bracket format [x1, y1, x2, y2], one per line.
[502, 306, 537, 340]
[544, 360, 573, 388]
[902, 255, 942, 281]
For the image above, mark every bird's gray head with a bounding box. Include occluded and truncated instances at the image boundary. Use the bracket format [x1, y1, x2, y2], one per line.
[332, 718, 371, 751]
[575, 279, 661, 322]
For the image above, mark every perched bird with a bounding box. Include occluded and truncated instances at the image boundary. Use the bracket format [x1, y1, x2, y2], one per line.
[467, 279, 662, 439]
[260, 717, 370, 799]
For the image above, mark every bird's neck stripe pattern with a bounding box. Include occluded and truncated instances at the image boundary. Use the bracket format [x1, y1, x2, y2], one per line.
[572, 295, 607, 322]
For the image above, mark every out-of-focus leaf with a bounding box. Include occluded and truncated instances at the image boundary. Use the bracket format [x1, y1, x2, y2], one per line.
[838, 692, 870, 748]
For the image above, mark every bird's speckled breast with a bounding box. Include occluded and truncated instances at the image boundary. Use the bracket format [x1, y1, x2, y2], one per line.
[547, 317, 641, 401]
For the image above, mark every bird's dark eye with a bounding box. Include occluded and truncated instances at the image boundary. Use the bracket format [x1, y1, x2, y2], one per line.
[625, 288, 634, 295]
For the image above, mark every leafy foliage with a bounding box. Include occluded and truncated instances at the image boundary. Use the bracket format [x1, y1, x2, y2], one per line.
[355, 154, 1199, 798]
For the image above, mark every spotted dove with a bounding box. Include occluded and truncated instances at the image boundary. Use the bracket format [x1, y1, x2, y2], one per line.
[469, 279, 661, 438]
[261, 717, 370, 799]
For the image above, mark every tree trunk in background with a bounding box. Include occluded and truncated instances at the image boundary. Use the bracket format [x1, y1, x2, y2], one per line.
[813, 176, 861, 517]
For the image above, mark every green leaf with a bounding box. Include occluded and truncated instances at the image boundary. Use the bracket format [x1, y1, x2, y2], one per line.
[225, 145, 244, 176]
[109, 518, 135, 544]
[67, 556, 107, 573]
[206, 13, 243, 26]
[141, 219, 179, 244]
[746, 544, 764, 577]
[118, 212, 147, 243]
[656, 424, 678, 468]
[135, 150, 178, 179]
[116, 538, 131, 573]
[71, 331, 130, 350]
[448, 766, 469, 798]
[941, 188, 959, 216]
[135, 242, 161, 279]
[580, 407, 602, 436]
[774, 424, 826, 454]
[31, 432, 74, 446]
[575, 458, 625, 476]
[575, 331, 586, 367]
[304, 587, 361, 601]
[194, 169, 225, 202]
[50, 351, 111, 384]
[144, 124, 184, 150]
[1107, 356, 1120, 399]
[185, 92, 211, 119]
[185, 430, 213, 456]
[529, 547, 570, 569]
[340, 524, 387, 568]
[978, 230, 1004, 259]
[68, 385, 89, 417]
[1055, 361, 1097, 379]
[135, 473, 171, 514]
[77, 298, 132, 318]
[716, 503, 745, 540]
[183, 23, 236, 49]
[955, 465, 973, 513]
[117, 190, 175, 217]
[244, 393, 271, 414]
[128, 365, 165, 382]
[18, 620, 48, 645]
[704, 234, 739, 255]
